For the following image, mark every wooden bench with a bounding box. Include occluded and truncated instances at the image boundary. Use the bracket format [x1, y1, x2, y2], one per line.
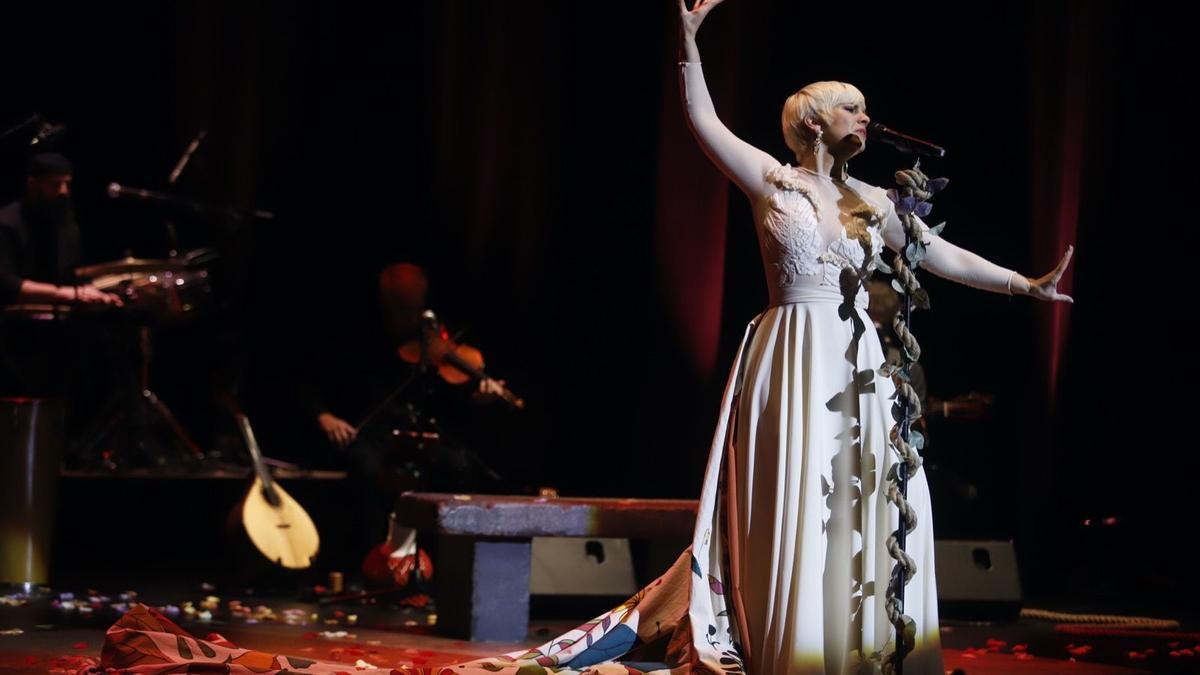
[393, 492, 698, 642]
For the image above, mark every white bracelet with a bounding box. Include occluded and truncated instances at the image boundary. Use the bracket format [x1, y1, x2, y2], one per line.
[678, 61, 701, 66]
[1005, 270, 1017, 296]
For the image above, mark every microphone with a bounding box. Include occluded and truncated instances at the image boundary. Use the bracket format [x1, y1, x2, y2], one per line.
[867, 122, 945, 158]
[417, 309, 440, 369]
[420, 309, 439, 330]
[31, 121, 66, 147]
[107, 182, 164, 201]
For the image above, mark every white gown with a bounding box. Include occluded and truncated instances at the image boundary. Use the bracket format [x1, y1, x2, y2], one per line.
[663, 60, 1014, 674]
[721, 164, 946, 674]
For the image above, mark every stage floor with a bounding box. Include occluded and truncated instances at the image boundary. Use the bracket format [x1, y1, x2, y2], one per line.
[1, 582, 1196, 674]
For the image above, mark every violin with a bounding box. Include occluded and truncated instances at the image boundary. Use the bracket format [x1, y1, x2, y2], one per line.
[396, 310, 525, 410]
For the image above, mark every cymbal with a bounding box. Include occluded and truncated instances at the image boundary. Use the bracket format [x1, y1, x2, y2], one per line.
[89, 268, 208, 292]
[76, 257, 190, 277]
[2, 303, 74, 320]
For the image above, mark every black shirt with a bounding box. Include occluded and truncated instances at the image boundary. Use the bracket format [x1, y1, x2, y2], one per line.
[0, 200, 84, 306]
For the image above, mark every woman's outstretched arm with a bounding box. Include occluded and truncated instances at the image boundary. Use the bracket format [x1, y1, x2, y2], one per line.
[880, 204, 1074, 302]
[679, 0, 779, 200]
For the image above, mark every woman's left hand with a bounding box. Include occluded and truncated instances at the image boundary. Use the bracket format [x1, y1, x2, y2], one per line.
[1024, 245, 1074, 302]
[679, 0, 726, 40]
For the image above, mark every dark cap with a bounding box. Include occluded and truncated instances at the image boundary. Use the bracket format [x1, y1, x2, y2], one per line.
[27, 152, 73, 178]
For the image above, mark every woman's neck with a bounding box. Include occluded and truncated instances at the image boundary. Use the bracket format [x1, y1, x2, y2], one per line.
[798, 151, 847, 182]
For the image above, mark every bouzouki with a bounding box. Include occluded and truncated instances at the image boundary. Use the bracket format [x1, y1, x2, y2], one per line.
[231, 411, 320, 569]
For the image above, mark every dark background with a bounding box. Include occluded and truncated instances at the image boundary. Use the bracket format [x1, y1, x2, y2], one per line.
[1, 1, 1191, 608]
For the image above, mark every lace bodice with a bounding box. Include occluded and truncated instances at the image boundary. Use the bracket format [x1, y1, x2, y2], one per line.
[758, 165, 886, 307]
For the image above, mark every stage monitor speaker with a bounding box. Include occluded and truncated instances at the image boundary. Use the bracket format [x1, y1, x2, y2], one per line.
[530, 537, 637, 619]
[934, 539, 1022, 621]
[531, 537, 637, 595]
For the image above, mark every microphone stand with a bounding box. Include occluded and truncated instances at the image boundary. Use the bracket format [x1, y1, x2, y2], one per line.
[352, 311, 440, 434]
[0, 115, 41, 144]
[108, 184, 275, 223]
[163, 129, 206, 258]
[1, 114, 67, 155]
[880, 155, 948, 675]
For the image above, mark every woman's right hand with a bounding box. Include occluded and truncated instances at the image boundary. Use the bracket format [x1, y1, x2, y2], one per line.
[318, 412, 357, 450]
[679, 0, 725, 40]
[1021, 245, 1075, 303]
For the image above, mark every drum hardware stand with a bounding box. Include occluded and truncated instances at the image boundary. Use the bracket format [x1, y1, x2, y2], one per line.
[74, 321, 205, 468]
[73, 131, 213, 469]
[163, 129, 206, 258]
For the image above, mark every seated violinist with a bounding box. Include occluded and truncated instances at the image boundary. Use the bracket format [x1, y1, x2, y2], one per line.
[298, 262, 514, 567]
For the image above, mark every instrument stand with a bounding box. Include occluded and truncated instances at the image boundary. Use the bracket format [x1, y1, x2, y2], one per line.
[355, 345, 504, 493]
[73, 323, 204, 469]
[410, 400, 505, 491]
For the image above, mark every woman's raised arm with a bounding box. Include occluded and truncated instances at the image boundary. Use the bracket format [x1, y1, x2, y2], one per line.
[679, 0, 779, 200]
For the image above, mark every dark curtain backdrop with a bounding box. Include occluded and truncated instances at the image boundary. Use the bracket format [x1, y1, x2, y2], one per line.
[2, 1, 1190, 604]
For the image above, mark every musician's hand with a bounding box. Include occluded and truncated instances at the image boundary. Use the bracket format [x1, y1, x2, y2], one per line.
[472, 378, 506, 405]
[62, 284, 124, 307]
[478, 378, 506, 397]
[318, 412, 357, 449]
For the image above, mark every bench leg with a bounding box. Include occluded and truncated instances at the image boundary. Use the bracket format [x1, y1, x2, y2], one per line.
[435, 535, 531, 642]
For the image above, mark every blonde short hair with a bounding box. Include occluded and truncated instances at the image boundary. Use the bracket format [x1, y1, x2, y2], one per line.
[781, 81, 866, 158]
